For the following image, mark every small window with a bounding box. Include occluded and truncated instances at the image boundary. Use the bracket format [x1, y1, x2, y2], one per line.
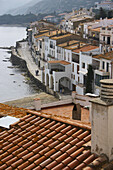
[103, 36, 105, 41]
[77, 65, 79, 74]
[102, 27, 105, 30]
[106, 63, 109, 72]
[78, 76, 79, 82]
[72, 63, 74, 72]
[102, 61, 105, 70]
[74, 75, 75, 80]
[82, 62, 85, 69]
[107, 28, 111, 31]
[68, 53, 70, 61]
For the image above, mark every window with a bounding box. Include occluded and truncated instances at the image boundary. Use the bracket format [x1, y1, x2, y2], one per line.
[74, 75, 75, 80]
[95, 74, 109, 87]
[102, 27, 105, 30]
[106, 63, 109, 72]
[102, 61, 105, 70]
[77, 65, 79, 74]
[64, 52, 66, 60]
[50, 41, 53, 48]
[103, 36, 105, 42]
[78, 77, 79, 82]
[82, 62, 85, 69]
[68, 53, 70, 61]
[107, 28, 111, 31]
[72, 64, 74, 72]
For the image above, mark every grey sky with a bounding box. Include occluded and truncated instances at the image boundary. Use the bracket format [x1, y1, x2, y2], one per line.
[0, 0, 32, 14]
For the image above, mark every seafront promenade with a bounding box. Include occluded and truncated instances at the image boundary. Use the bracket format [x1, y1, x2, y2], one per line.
[15, 41, 43, 81]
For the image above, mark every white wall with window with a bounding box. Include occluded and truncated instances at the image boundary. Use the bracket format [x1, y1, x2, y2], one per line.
[79, 52, 92, 85]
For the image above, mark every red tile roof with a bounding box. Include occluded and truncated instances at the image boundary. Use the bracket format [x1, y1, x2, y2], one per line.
[0, 109, 98, 170]
[48, 60, 71, 65]
[73, 45, 99, 53]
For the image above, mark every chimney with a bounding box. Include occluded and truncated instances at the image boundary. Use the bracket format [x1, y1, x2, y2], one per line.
[91, 79, 113, 161]
[34, 98, 41, 111]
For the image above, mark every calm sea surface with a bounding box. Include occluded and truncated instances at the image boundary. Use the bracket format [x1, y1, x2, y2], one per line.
[0, 27, 41, 102]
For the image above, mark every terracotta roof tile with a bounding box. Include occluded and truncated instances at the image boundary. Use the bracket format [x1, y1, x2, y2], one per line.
[0, 109, 98, 169]
[48, 60, 71, 65]
[73, 45, 99, 53]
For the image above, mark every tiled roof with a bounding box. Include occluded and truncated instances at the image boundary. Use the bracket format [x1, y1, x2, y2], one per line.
[73, 45, 99, 53]
[51, 33, 72, 40]
[0, 110, 98, 170]
[57, 40, 79, 48]
[48, 60, 71, 65]
[90, 27, 101, 32]
[93, 51, 113, 60]
[0, 103, 27, 118]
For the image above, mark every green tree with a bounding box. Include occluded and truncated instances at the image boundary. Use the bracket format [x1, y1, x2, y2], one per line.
[95, 7, 107, 19]
[99, 7, 107, 19]
[108, 10, 113, 18]
[85, 65, 94, 93]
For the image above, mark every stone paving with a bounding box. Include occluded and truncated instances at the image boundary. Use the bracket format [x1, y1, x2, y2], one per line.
[4, 92, 58, 109]
[17, 42, 42, 81]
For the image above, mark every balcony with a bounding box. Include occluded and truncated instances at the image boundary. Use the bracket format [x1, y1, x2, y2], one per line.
[95, 70, 110, 87]
[50, 68, 65, 74]
[95, 70, 110, 76]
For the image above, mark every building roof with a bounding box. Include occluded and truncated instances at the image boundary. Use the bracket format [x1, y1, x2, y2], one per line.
[64, 43, 86, 50]
[90, 27, 101, 32]
[34, 30, 66, 39]
[1, 102, 113, 169]
[93, 51, 113, 60]
[0, 103, 27, 118]
[57, 40, 79, 48]
[50, 33, 72, 40]
[48, 60, 71, 65]
[72, 45, 99, 53]
[44, 15, 55, 19]
[0, 107, 100, 170]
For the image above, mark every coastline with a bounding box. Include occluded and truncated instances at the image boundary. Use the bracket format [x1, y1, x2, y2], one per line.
[10, 41, 61, 107]
[11, 41, 60, 97]
[0, 24, 27, 27]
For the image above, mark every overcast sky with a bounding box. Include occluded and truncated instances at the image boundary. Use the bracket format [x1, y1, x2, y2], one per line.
[0, 0, 32, 14]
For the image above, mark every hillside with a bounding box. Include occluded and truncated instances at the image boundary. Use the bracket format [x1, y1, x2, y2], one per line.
[26, 0, 102, 14]
[7, 0, 101, 15]
[6, 0, 42, 15]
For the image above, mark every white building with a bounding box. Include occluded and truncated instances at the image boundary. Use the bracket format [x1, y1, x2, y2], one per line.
[42, 60, 72, 93]
[94, 0, 113, 10]
[100, 25, 113, 47]
[83, 18, 113, 39]
[72, 45, 100, 95]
